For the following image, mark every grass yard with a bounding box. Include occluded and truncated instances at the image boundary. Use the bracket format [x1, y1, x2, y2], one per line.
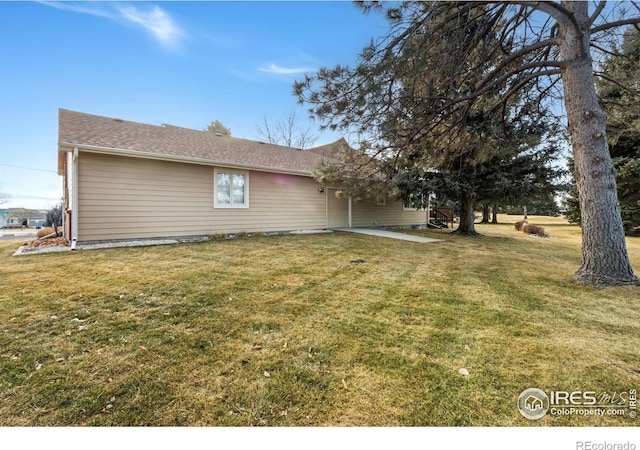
[0, 216, 638, 426]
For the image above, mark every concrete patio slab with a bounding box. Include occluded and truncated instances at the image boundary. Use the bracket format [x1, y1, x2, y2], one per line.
[334, 228, 443, 243]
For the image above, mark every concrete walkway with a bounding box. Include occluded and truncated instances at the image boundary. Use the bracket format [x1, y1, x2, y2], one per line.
[334, 228, 443, 243]
[0, 229, 36, 241]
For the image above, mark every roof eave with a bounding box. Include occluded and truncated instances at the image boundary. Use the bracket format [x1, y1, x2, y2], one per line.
[57, 142, 316, 177]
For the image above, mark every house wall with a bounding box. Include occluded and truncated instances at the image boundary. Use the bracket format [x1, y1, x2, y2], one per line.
[5, 216, 22, 227]
[28, 218, 46, 228]
[76, 152, 328, 241]
[352, 197, 426, 228]
[326, 189, 349, 228]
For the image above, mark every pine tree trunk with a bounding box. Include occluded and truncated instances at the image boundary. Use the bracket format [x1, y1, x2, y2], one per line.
[559, 2, 639, 287]
[491, 205, 498, 224]
[454, 190, 479, 235]
[481, 204, 490, 223]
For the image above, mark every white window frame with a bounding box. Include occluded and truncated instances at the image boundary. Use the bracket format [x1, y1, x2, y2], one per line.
[213, 168, 249, 209]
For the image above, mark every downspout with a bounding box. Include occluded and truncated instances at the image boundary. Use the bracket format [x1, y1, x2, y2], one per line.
[71, 147, 79, 250]
[325, 188, 329, 229]
[61, 175, 66, 238]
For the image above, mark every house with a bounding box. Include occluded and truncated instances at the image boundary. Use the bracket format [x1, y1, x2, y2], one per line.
[0, 208, 47, 228]
[28, 212, 47, 228]
[57, 109, 427, 243]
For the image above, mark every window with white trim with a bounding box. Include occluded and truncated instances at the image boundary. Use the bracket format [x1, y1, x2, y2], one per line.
[214, 168, 249, 208]
[376, 195, 387, 206]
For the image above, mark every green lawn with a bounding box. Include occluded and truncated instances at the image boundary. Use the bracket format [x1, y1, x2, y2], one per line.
[0, 216, 638, 426]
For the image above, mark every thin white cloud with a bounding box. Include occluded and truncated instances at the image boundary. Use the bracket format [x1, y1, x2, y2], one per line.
[38, 1, 117, 20]
[258, 64, 316, 75]
[39, 2, 186, 51]
[117, 5, 185, 51]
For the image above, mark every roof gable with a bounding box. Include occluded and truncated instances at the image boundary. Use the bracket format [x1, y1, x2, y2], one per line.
[58, 109, 337, 176]
[307, 138, 352, 159]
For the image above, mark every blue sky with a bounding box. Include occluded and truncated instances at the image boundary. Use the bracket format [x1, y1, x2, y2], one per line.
[0, 1, 388, 209]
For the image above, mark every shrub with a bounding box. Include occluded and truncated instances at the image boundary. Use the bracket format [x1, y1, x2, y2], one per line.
[36, 227, 55, 239]
[45, 199, 64, 228]
[514, 220, 528, 231]
[522, 224, 549, 238]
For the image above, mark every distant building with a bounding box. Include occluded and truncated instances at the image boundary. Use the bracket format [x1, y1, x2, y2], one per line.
[0, 208, 47, 228]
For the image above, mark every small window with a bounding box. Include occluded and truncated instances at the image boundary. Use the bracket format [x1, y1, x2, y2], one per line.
[376, 195, 386, 206]
[214, 168, 249, 208]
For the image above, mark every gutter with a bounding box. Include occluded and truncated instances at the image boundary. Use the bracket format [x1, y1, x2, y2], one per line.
[57, 142, 316, 178]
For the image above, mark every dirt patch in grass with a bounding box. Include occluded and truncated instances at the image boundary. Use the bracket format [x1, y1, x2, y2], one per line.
[0, 216, 638, 426]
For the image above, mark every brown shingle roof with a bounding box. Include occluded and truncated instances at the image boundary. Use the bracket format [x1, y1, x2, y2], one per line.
[58, 109, 338, 176]
[307, 138, 352, 158]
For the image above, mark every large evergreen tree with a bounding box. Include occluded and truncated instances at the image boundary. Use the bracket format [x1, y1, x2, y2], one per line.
[388, 100, 564, 234]
[296, 2, 640, 287]
[474, 141, 566, 220]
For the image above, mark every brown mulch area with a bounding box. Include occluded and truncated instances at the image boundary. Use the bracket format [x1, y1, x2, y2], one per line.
[25, 237, 70, 248]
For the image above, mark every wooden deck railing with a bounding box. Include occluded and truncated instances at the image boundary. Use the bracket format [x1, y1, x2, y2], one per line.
[430, 207, 454, 228]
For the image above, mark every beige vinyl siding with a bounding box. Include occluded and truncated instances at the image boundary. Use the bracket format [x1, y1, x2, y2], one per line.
[352, 197, 426, 228]
[77, 152, 327, 241]
[326, 188, 349, 228]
